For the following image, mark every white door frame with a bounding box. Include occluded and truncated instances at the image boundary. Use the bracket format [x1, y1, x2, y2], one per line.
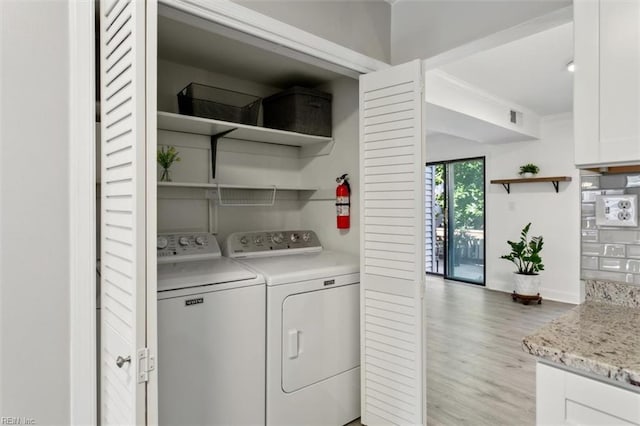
[68, 0, 96, 425]
[68, 1, 387, 424]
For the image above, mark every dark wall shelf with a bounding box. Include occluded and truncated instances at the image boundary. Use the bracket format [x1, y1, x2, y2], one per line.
[490, 176, 572, 194]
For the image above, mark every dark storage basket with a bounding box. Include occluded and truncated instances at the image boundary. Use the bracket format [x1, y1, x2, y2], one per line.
[177, 83, 261, 125]
[262, 87, 332, 137]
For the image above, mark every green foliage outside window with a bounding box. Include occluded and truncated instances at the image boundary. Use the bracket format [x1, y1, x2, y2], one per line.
[433, 159, 484, 231]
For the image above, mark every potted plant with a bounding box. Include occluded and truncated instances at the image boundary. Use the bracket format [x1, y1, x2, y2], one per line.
[500, 222, 544, 296]
[519, 163, 540, 178]
[157, 146, 181, 182]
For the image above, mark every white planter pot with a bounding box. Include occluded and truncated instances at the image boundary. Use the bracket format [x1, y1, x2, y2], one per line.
[514, 273, 541, 296]
[522, 172, 536, 178]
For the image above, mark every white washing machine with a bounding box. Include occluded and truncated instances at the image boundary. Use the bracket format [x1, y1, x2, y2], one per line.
[157, 232, 266, 426]
[224, 230, 360, 426]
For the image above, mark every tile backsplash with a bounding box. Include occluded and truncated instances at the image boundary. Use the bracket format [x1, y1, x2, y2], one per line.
[581, 173, 640, 285]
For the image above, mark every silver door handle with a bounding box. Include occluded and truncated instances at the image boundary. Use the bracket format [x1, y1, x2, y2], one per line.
[116, 355, 131, 368]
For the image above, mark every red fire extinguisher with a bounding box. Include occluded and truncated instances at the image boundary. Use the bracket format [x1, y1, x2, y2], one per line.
[336, 173, 351, 229]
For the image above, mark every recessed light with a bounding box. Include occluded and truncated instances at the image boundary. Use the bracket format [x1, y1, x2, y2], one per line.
[567, 61, 575, 72]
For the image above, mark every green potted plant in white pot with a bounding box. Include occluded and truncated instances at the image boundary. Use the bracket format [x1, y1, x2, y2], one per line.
[519, 163, 540, 178]
[500, 223, 544, 296]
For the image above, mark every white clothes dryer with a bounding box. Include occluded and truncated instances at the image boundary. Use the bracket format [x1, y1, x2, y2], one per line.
[224, 230, 360, 426]
[157, 232, 266, 426]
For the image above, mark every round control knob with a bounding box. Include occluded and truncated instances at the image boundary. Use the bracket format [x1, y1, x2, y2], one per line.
[157, 236, 169, 249]
[195, 236, 206, 246]
[239, 236, 249, 245]
[272, 233, 284, 244]
[302, 232, 312, 242]
[254, 236, 263, 245]
[178, 237, 190, 247]
[290, 233, 300, 242]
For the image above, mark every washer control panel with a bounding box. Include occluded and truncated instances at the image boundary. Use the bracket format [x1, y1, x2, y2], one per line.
[224, 230, 322, 258]
[157, 233, 221, 263]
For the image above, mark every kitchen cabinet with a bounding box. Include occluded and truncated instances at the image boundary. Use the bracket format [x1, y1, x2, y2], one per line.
[574, 0, 640, 167]
[537, 362, 640, 425]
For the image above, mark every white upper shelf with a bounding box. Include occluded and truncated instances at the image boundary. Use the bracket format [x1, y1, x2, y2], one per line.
[157, 111, 332, 147]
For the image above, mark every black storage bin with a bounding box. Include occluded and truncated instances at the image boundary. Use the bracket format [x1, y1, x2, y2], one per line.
[177, 83, 261, 125]
[262, 87, 332, 137]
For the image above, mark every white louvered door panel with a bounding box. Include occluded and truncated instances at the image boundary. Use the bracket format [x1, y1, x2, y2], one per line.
[100, 0, 155, 424]
[359, 60, 426, 426]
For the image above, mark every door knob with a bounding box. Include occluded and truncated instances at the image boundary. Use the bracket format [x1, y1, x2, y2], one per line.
[116, 355, 131, 368]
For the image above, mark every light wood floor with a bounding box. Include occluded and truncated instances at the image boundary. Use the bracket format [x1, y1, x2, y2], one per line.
[350, 277, 574, 426]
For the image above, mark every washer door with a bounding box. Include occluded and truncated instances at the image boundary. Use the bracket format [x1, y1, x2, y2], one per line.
[281, 283, 360, 393]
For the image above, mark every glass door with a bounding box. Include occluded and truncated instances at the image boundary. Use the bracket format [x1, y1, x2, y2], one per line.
[425, 158, 485, 285]
[425, 164, 445, 275]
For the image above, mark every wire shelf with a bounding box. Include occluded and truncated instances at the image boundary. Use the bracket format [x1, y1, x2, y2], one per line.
[215, 185, 277, 207]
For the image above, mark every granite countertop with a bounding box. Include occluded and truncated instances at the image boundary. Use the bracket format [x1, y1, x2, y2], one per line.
[523, 281, 640, 388]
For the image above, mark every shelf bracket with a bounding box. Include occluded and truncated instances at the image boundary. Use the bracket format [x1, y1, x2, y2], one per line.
[501, 183, 511, 194]
[552, 180, 559, 193]
[210, 128, 237, 179]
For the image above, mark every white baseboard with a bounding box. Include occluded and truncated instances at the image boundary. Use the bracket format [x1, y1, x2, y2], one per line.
[538, 287, 581, 305]
[487, 279, 512, 294]
[487, 280, 580, 305]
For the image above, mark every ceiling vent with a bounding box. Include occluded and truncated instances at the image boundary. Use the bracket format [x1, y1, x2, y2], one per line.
[510, 109, 523, 126]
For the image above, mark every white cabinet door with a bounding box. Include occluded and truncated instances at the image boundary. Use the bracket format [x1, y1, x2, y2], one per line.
[574, 0, 600, 166]
[537, 363, 640, 426]
[599, 0, 640, 164]
[359, 59, 426, 426]
[99, 0, 157, 424]
[575, 0, 640, 167]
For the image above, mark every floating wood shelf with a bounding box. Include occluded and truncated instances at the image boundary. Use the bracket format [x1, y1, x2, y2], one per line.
[490, 176, 572, 194]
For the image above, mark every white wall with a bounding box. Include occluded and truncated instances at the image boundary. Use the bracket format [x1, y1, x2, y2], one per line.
[300, 77, 360, 255]
[235, 0, 391, 63]
[427, 115, 581, 304]
[0, 1, 71, 424]
[391, 0, 570, 64]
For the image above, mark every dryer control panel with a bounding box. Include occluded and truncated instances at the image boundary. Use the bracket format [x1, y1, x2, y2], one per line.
[223, 230, 322, 258]
[157, 233, 221, 263]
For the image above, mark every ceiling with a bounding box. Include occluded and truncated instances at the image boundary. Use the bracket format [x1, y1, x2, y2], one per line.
[439, 22, 574, 116]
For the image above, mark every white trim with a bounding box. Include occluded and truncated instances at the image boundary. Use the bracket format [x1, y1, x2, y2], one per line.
[159, 0, 389, 77]
[145, 1, 159, 423]
[488, 280, 581, 305]
[422, 5, 573, 70]
[68, 0, 96, 425]
[0, 0, 4, 414]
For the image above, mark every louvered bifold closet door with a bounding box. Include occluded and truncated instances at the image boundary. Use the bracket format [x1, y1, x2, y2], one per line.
[359, 60, 426, 426]
[100, 0, 149, 424]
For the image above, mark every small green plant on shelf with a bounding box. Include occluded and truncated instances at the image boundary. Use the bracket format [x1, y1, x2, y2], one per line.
[157, 146, 181, 182]
[500, 222, 544, 275]
[519, 163, 540, 178]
